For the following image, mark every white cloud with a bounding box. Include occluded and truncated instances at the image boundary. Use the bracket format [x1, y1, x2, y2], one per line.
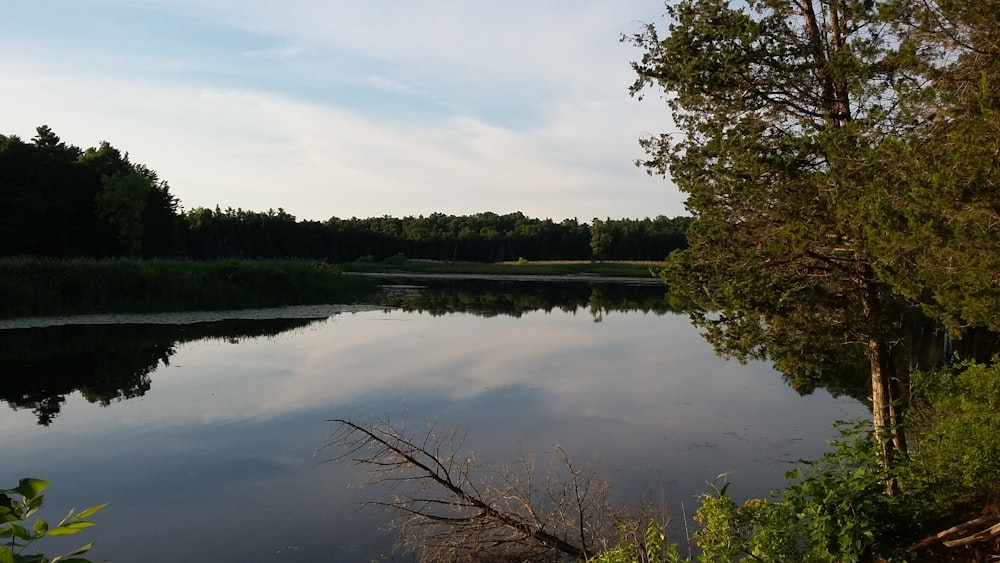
[0, 0, 684, 221]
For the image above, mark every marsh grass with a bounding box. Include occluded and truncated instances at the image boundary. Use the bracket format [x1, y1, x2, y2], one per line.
[0, 258, 378, 318]
[337, 258, 660, 278]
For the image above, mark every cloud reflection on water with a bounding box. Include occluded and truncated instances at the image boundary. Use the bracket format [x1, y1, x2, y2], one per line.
[0, 306, 869, 562]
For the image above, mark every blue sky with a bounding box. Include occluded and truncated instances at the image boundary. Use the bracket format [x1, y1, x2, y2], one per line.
[2, 1, 683, 222]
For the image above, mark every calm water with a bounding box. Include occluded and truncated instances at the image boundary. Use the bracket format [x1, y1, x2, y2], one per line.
[0, 282, 869, 562]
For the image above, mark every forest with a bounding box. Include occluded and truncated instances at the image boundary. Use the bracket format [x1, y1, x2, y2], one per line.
[0, 127, 690, 264]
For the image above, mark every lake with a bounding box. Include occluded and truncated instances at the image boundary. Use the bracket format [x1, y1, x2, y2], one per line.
[0, 280, 870, 562]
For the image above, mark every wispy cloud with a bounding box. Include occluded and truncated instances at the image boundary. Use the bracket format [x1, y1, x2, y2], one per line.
[0, 0, 683, 220]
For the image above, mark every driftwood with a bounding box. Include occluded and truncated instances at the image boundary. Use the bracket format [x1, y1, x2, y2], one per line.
[943, 521, 1000, 548]
[320, 416, 617, 562]
[909, 512, 1000, 551]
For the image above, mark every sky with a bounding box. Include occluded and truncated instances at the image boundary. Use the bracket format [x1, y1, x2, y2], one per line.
[1, 1, 684, 222]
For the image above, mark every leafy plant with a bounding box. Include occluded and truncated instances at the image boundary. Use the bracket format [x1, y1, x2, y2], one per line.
[902, 359, 1000, 514]
[0, 478, 106, 563]
[586, 521, 687, 563]
[694, 422, 902, 562]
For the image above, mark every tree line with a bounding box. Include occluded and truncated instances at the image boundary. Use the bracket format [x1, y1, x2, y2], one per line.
[0, 127, 690, 263]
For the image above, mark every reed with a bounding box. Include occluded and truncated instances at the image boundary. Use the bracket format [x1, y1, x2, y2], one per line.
[338, 259, 660, 278]
[0, 257, 378, 318]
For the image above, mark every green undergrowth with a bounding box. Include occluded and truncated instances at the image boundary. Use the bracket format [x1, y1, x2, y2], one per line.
[0, 257, 379, 318]
[590, 360, 1000, 562]
[900, 360, 1000, 519]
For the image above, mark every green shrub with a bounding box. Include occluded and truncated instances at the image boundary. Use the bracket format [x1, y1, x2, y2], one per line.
[687, 361, 1000, 562]
[0, 478, 106, 563]
[694, 422, 901, 562]
[587, 521, 685, 563]
[901, 360, 1000, 515]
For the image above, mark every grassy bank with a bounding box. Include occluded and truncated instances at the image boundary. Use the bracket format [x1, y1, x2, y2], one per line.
[0, 258, 379, 318]
[337, 258, 662, 278]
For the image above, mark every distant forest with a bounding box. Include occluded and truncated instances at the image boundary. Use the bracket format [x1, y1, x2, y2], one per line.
[0, 126, 690, 262]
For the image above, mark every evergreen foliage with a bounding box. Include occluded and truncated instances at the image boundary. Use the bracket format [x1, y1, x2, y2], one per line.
[627, 0, 1000, 466]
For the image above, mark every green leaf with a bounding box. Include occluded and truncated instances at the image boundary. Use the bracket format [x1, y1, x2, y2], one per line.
[10, 523, 32, 541]
[33, 519, 49, 535]
[0, 496, 18, 523]
[0, 547, 15, 563]
[27, 496, 44, 512]
[70, 504, 107, 521]
[14, 479, 50, 501]
[61, 542, 94, 557]
[54, 510, 74, 528]
[48, 522, 96, 536]
[23, 495, 45, 520]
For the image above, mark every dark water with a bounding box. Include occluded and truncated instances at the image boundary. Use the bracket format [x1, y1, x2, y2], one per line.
[0, 281, 868, 562]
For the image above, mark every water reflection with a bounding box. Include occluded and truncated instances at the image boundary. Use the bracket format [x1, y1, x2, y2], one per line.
[0, 281, 872, 427]
[378, 278, 674, 320]
[0, 281, 675, 426]
[0, 318, 325, 425]
[0, 287, 871, 562]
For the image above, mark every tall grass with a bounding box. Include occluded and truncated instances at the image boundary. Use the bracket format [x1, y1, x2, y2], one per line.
[338, 259, 661, 278]
[0, 258, 379, 318]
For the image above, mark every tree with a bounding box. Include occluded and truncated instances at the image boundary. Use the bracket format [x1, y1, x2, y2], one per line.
[626, 0, 925, 467]
[589, 218, 612, 262]
[80, 141, 181, 257]
[31, 125, 76, 158]
[0, 129, 185, 258]
[95, 172, 150, 255]
[863, 1, 1000, 337]
[15, 126, 100, 256]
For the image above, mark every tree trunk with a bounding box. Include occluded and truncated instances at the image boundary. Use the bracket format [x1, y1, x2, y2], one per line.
[860, 264, 907, 492]
[886, 346, 909, 455]
[868, 338, 895, 454]
[799, 0, 851, 126]
[868, 337, 902, 495]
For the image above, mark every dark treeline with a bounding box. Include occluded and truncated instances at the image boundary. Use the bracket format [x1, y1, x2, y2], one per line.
[0, 126, 690, 263]
[0, 126, 183, 257]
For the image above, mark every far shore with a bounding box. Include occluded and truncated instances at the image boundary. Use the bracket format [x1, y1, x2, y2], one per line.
[0, 257, 667, 319]
[337, 259, 664, 279]
[354, 271, 665, 285]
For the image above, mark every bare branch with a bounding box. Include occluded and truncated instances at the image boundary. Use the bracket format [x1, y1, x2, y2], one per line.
[320, 416, 621, 561]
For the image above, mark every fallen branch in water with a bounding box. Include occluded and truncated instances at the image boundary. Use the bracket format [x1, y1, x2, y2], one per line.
[320, 415, 616, 562]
